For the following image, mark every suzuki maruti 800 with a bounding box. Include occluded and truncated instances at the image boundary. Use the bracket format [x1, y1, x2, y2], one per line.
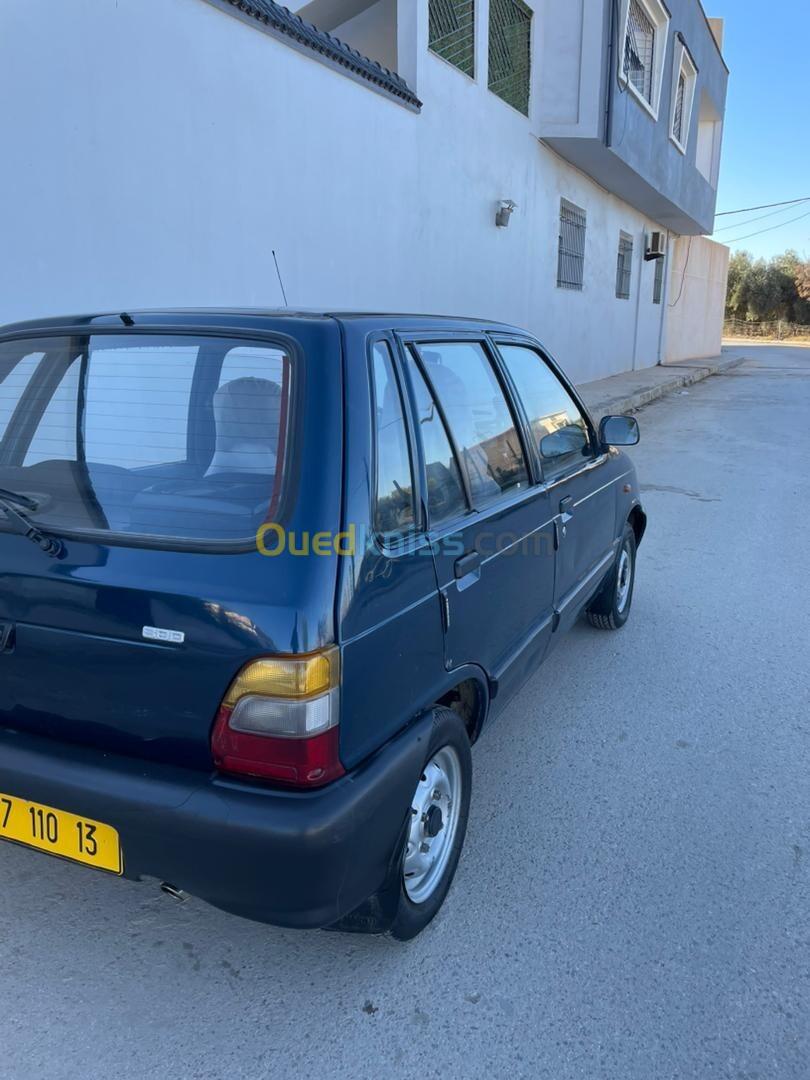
[0, 310, 645, 939]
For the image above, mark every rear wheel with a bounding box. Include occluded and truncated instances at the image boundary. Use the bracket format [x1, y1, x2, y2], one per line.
[389, 708, 471, 940]
[328, 707, 471, 940]
[586, 523, 636, 630]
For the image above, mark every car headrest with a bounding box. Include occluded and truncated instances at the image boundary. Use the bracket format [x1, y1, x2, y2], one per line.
[205, 377, 282, 477]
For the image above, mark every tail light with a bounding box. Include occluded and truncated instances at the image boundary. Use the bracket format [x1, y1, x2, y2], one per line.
[211, 648, 344, 789]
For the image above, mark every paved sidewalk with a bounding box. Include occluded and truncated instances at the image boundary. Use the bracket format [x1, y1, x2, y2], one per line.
[578, 348, 749, 417]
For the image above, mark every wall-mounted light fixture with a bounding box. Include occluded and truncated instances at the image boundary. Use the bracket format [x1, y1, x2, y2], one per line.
[495, 200, 517, 228]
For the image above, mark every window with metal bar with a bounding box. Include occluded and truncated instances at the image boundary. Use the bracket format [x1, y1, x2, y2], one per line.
[616, 233, 633, 300]
[429, 0, 475, 78]
[653, 253, 666, 304]
[672, 72, 686, 144]
[624, 0, 655, 104]
[557, 199, 587, 291]
[670, 45, 697, 151]
[488, 0, 532, 116]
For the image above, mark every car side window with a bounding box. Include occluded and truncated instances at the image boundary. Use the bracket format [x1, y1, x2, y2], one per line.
[403, 351, 468, 529]
[498, 344, 592, 482]
[370, 341, 416, 539]
[414, 341, 528, 507]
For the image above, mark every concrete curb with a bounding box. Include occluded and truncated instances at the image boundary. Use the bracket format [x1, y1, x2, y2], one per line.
[578, 353, 749, 418]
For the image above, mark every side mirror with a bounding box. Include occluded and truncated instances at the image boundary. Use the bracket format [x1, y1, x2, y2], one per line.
[540, 424, 589, 460]
[599, 415, 640, 448]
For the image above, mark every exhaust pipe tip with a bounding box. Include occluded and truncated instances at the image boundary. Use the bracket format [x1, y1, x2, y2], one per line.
[160, 882, 190, 903]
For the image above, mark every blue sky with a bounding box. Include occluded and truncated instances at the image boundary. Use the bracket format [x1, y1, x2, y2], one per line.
[709, 0, 810, 260]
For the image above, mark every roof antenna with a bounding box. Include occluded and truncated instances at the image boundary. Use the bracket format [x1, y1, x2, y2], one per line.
[119, 312, 135, 326]
[272, 250, 289, 308]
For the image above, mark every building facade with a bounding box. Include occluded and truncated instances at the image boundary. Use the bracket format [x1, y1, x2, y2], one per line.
[0, 0, 729, 383]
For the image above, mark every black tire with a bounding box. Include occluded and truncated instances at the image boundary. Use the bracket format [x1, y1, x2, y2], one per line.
[328, 707, 472, 941]
[388, 707, 472, 940]
[586, 523, 637, 630]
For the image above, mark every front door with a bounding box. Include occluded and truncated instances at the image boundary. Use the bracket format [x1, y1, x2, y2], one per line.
[398, 337, 557, 702]
[547, 460, 618, 634]
[494, 342, 619, 636]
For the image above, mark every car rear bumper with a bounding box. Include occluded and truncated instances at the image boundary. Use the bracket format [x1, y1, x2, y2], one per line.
[0, 715, 433, 929]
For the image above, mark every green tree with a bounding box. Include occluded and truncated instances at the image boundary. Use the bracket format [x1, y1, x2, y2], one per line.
[771, 251, 801, 319]
[797, 260, 810, 303]
[727, 254, 780, 321]
[746, 260, 782, 320]
[793, 263, 810, 324]
[725, 250, 753, 319]
[725, 249, 810, 325]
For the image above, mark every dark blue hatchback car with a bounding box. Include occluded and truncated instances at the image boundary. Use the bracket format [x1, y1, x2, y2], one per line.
[0, 310, 645, 939]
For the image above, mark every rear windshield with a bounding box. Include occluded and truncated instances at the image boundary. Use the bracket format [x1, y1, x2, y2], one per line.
[0, 333, 293, 546]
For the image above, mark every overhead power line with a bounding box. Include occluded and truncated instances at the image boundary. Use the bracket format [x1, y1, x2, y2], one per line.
[721, 210, 810, 245]
[715, 197, 810, 218]
[713, 202, 808, 233]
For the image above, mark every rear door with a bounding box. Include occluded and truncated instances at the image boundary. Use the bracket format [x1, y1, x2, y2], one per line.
[0, 323, 342, 769]
[495, 341, 618, 635]
[335, 330, 448, 769]
[398, 335, 556, 702]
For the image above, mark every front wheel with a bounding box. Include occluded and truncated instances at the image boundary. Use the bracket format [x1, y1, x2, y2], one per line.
[586, 523, 637, 630]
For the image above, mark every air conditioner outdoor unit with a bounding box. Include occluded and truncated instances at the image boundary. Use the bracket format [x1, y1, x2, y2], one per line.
[645, 231, 667, 260]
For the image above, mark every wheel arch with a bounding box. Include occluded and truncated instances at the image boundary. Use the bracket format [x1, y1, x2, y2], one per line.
[628, 504, 647, 547]
[432, 668, 489, 745]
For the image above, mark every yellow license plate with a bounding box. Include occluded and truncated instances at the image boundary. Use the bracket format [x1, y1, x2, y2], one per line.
[0, 791, 122, 875]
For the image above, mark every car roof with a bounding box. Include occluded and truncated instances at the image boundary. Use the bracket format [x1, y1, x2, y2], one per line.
[0, 308, 528, 337]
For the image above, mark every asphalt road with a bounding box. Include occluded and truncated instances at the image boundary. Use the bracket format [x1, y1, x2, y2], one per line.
[1, 344, 808, 1080]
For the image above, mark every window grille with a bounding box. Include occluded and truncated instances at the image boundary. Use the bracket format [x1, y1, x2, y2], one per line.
[489, 0, 532, 116]
[616, 233, 633, 300]
[625, 0, 655, 103]
[653, 253, 666, 304]
[673, 71, 686, 143]
[429, 0, 475, 77]
[557, 200, 587, 291]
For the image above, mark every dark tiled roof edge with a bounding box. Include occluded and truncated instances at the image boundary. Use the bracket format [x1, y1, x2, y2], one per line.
[220, 0, 422, 108]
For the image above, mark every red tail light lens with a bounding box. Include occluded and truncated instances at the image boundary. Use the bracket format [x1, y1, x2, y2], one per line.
[211, 650, 344, 789]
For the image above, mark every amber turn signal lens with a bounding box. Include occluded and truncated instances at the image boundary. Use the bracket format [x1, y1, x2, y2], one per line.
[222, 648, 339, 707]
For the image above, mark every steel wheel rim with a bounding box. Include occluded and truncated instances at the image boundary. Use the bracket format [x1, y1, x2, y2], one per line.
[616, 544, 632, 613]
[403, 745, 463, 905]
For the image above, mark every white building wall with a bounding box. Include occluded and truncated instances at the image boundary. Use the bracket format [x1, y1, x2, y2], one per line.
[0, 0, 672, 384]
[664, 236, 729, 363]
[536, 0, 606, 137]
